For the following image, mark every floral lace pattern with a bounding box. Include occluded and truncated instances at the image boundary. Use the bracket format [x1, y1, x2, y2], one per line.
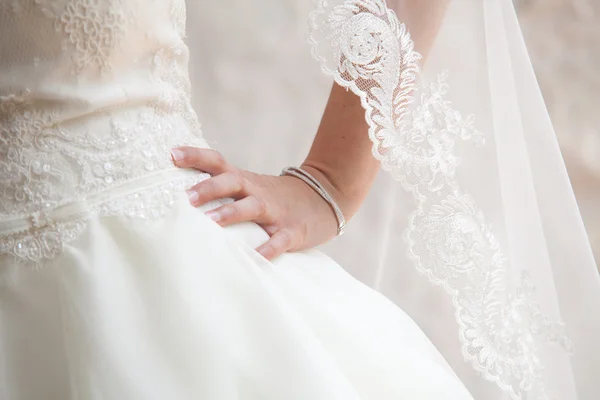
[0, 0, 208, 266]
[171, 0, 187, 38]
[309, 1, 571, 399]
[0, 218, 86, 265]
[28, 0, 131, 74]
[0, 63, 204, 219]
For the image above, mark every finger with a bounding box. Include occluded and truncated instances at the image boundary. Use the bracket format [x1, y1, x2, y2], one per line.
[171, 147, 235, 175]
[205, 196, 267, 226]
[187, 172, 248, 207]
[256, 229, 297, 261]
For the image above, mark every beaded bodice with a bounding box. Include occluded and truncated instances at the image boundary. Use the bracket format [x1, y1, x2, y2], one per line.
[0, 0, 208, 265]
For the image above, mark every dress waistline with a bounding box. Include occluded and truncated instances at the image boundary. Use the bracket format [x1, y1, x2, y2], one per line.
[0, 168, 209, 266]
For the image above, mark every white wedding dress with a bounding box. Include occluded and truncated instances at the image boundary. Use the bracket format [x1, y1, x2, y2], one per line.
[0, 1, 475, 399]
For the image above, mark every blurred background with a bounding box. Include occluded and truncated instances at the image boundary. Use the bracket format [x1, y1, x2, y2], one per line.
[187, 0, 600, 267]
[516, 0, 600, 266]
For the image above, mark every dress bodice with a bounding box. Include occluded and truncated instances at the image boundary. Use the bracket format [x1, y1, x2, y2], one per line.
[0, 0, 209, 265]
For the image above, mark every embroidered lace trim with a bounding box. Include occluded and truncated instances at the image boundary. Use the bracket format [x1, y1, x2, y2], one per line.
[0, 172, 209, 267]
[308, 1, 571, 399]
[21, 0, 132, 74]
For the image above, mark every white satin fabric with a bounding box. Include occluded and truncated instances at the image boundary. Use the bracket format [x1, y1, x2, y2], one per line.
[0, 1, 475, 399]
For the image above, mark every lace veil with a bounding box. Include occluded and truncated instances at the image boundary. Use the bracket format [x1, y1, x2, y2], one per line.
[186, 1, 600, 398]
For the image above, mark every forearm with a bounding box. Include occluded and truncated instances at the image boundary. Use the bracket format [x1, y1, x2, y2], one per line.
[301, 83, 378, 220]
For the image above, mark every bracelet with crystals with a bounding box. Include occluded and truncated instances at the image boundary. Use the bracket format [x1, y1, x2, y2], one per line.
[280, 166, 346, 236]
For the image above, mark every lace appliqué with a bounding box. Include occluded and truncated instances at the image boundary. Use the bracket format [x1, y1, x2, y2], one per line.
[0, 81, 207, 267]
[0, 84, 203, 217]
[32, 0, 131, 74]
[0, 94, 206, 267]
[0, 217, 86, 265]
[0, 2, 207, 267]
[170, 0, 187, 38]
[309, 1, 571, 399]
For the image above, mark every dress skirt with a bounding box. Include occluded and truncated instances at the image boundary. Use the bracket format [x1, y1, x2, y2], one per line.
[0, 190, 474, 400]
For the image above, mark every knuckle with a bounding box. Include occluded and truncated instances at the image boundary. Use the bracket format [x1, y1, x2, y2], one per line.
[209, 150, 226, 168]
[298, 222, 308, 241]
[226, 171, 245, 193]
[278, 230, 293, 249]
[237, 174, 248, 193]
[225, 203, 241, 220]
[263, 225, 278, 236]
[221, 171, 234, 181]
[250, 195, 267, 216]
[202, 178, 218, 193]
[289, 228, 304, 250]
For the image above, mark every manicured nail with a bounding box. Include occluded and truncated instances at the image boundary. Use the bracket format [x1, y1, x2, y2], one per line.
[257, 246, 273, 260]
[205, 210, 221, 222]
[187, 190, 199, 204]
[171, 148, 185, 162]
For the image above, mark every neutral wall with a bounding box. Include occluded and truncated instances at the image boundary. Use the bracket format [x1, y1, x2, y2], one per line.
[516, 0, 600, 263]
[187, 0, 600, 265]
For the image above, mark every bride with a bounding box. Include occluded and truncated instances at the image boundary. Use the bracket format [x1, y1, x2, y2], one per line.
[1, 0, 599, 399]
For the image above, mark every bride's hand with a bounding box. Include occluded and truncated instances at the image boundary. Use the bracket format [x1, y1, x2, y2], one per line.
[171, 147, 339, 260]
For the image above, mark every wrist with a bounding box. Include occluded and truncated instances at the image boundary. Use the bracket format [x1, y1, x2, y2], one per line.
[281, 166, 346, 236]
[298, 163, 363, 221]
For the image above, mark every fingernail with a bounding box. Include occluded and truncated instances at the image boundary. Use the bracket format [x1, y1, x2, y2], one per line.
[187, 190, 199, 204]
[257, 246, 273, 260]
[171, 148, 185, 162]
[205, 210, 221, 222]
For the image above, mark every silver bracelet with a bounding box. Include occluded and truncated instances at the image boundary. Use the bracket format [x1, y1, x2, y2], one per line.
[280, 167, 346, 236]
